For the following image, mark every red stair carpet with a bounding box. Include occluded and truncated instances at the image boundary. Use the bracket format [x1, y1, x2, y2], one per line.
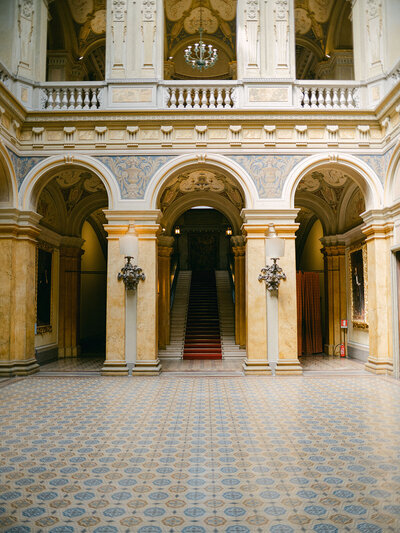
[183, 271, 222, 360]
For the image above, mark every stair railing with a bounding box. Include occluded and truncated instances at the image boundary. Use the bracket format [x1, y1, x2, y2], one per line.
[170, 254, 180, 309]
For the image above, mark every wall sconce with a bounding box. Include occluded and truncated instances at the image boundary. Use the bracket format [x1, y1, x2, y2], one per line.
[225, 226, 232, 236]
[258, 223, 286, 291]
[118, 227, 145, 290]
[174, 226, 181, 235]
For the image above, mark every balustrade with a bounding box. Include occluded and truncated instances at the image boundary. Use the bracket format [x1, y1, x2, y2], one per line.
[299, 84, 359, 109]
[165, 86, 237, 110]
[41, 86, 103, 110]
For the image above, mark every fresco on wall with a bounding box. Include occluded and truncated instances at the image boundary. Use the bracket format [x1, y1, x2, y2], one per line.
[97, 156, 174, 199]
[358, 144, 395, 185]
[7, 148, 47, 189]
[229, 155, 305, 198]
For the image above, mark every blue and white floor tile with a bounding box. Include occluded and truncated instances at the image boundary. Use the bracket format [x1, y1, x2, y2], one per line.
[0, 374, 399, 532]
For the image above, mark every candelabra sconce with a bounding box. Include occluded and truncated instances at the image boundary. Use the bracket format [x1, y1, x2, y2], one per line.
[258, 223, 286, 291]
[118, 257, 145, 291]
[118, 227, 145, 291]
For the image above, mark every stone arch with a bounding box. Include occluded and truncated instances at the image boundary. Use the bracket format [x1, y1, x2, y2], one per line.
[162, 193, 243, 235]
[284, 153, 383, 211]
[384, 142, 400, 205]
[19, 154, 119, 211]
[146, 153, 257, 211]
[0, 141, 18, 208]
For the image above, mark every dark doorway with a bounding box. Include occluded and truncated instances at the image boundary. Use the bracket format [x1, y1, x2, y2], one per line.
[189, 232, 218, 271]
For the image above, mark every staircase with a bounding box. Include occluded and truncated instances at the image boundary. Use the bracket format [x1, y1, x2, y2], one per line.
[158, 271, 191, 359]
[183, 271, 222, 360]
[215, 271, 247, 358]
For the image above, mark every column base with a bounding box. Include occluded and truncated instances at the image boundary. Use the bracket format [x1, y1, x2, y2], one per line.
[275, 359, 303, 375]
[0, 358, 40, 377]
[242, 358, 272, 375]
[324, 344, 335, 356]
[101, 360, 129, 376]
[365, 357, 393, 375]
[132, 359, 162, 376]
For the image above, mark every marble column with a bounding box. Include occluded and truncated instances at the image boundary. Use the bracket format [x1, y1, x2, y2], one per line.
[274, 223, 302, 375]
[133, 224, 162, 375]
[58, 240, 83, 358]
[158, 236, 174, 349]
[321, 240, 346, 356]
[363, 217, 393, 374]
[242, 223, 270, 375]
[0, 211, 40, 376]
[102, 225, 129, 375]
[232, 236, 246, 348]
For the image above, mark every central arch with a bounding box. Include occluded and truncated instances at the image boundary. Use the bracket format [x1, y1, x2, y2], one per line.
[154, 156, 249, 365]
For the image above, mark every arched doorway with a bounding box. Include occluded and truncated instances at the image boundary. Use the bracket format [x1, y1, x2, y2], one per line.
[294, 165, 368, 370]
[33, 166, 109, 369]
[156, 165, 246, 365]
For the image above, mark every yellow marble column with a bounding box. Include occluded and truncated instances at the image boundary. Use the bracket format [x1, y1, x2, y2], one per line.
[363, 218, 393, 374]
[274, 224, 302, 375]
[133, 224, 162, 375]
[232, 236, 246, 348]
[58, 242, 83, 358]
[157, 236, 174, 349]
[321, 240, 347, 355]
[0, 211, 40, 376]
[101, 225, 129, 375]
[242, 224, 270, 374]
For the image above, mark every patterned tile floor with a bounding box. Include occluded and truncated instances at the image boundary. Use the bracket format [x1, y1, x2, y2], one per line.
[1, 374, 400, 532]
[39, 355, 365, 375]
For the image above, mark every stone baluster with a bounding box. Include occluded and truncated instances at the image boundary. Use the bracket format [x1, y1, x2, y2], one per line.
[310, 88, 317, 108]
[224, 89, 232, 109]
[317, 88, 324, 108]
[209, 89, 216, 109]
[54, 89, 61, 110]
[83, 88, 90, 110]
[178, 88, 185, 109]
[332, 88, 339, 108]
[303, 88, 310, 108]
[186, 89, 193, 109]
[193, 88, 200, 109]
[90, 89, 98, 109]
[61, 88, 68, 110]
[76, 89, 83, 110]
[339, 88, 346, 108]
[347, 88, 354, 109]
[68, 89, 75, 110]
[216, 88, 223, 109]
[47, 89, 54, 110]
[325, 88, 332, 108]
[201, 89, 208, 108]
[170, 88, 177, 108]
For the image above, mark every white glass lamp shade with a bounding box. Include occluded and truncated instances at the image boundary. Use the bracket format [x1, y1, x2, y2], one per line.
[265, 223, 285, 259]
[120, 230, 138, 258]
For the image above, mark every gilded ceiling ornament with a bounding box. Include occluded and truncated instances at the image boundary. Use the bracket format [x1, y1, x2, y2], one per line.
[179, 170, 225, 192]
[90, 9, 106, 34]
[209, 0, 236, 21]
[184, 7, 218, 34]
[294, 7, 311, 34]
[165, 0, 192, 22]
[308, 0, 334, 23]
[68, 0, 94, 24]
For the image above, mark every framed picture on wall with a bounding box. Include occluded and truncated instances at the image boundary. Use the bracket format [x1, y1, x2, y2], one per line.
[349, 243, 368, 329]
[36, 242, 53, 335]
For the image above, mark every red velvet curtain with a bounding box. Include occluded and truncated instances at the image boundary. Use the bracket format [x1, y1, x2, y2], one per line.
[296, 272, 323, 355]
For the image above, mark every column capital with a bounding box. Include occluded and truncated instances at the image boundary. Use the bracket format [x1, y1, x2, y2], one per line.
[232, 245, 246, 257]
[231, 235, 246, 247]
[362, 221, 394, 242]
[242, 224, 268, 238]
[158, 246, 174, 258]
[321, 243, 346, 257]
[157, 235, 175, 248]
[103, 224, 129, 239]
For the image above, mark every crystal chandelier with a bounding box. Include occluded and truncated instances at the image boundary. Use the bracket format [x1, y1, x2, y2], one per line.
[184, 3, 218, 71]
